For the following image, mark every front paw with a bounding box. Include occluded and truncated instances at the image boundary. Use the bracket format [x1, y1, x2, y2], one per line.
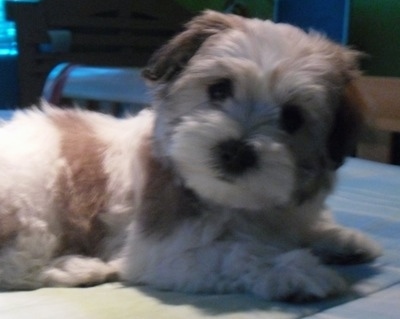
[252, 250, 347, 302]
[41, 255, 119, 287]
[312, 228, 382, 265]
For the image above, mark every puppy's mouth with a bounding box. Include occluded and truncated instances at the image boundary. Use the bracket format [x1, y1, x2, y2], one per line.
[212, 138, 259, 180]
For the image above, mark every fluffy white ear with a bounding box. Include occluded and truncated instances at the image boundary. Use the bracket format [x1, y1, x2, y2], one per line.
[142, 10, 243, 83]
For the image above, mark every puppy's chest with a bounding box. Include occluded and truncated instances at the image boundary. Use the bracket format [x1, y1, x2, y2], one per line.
[223, 206, 317, 246]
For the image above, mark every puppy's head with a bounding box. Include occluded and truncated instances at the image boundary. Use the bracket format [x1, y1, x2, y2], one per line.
[144, 11, 364, 210]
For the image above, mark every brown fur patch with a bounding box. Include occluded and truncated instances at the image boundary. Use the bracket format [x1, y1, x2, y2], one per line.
[269, 65, 283, 92]
[328, 81, 365, 168]
[143, 10, 244, 83]
[137, 137, 201, 237]
[52, 111, 108, 255]
[0, 209, 20, 247]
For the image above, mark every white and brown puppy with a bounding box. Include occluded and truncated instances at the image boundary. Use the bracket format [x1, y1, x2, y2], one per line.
[0, 11, 381, 301]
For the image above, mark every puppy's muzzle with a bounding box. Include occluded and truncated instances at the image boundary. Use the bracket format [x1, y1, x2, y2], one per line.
[213, 139, 259, 177]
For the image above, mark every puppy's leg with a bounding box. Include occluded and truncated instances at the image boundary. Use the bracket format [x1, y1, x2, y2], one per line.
[222, 246, 347, 302]
[1, 221, 119, 289]
[40, 255, 120, 287]
[310, 227, 382, 265]
[0, 219, 58, 290]
[124, 238, 346, 301]
[220, 246, 347, 301]
[308, 212, 382, 265]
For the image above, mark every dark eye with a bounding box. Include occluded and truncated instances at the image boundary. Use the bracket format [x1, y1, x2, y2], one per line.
[208, 78, 233, 101]
[280, 103, 304, 134]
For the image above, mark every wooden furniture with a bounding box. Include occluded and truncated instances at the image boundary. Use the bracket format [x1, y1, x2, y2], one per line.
[6, 0, 193, 107]
[355, 76, 400, 164]
[356, 76, 400, 132]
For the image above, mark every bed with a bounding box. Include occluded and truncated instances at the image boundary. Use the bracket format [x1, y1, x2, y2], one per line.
[0, 108, 399, 318]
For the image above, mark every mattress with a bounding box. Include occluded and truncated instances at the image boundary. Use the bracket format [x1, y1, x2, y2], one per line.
[0, 110, 399, 318]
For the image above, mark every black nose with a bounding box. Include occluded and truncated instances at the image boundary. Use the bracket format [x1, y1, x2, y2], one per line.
[214, 139, 258, 176]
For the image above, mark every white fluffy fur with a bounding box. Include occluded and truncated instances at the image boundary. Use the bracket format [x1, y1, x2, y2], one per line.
[0, 107, 154, 289]
[169, 110, 294, 210]
[0, 11, 381, 301]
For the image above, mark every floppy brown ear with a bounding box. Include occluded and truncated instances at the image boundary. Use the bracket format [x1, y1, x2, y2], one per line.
[328, 81, 366, 169]
[142, 10, 242, 83]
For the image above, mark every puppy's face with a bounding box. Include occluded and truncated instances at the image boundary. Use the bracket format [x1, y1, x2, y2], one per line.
[144, 11, 363, 210]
